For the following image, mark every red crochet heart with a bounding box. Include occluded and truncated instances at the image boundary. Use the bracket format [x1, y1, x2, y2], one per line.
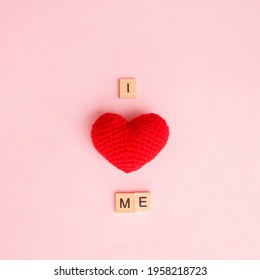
[91, 113, 169, 173]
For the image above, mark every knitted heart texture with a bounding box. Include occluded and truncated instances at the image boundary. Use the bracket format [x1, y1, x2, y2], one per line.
[91, 113, 170, 173]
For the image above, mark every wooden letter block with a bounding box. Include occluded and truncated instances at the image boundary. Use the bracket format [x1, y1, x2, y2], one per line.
[119, 78, 136, 99]
[115, 193, 135, 213]
[134, 192, 151, 212]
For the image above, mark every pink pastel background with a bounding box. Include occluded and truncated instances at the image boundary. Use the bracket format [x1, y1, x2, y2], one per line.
[0, 0, 260, 260]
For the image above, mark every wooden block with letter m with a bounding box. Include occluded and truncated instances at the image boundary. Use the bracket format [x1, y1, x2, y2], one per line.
[115, 193, 135, 213]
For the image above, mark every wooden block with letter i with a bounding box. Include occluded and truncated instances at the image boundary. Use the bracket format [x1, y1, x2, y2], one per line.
[134, 192, 151, 212]
[115, 193, 135, 213]
[119, 78, 136, 99]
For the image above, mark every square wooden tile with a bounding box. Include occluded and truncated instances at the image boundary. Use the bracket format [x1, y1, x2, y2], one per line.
[115, 193, 135, 213]
[134, 192, 151, 212]
[119, 78, 136, 99]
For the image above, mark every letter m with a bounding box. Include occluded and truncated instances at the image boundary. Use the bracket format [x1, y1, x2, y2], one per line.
[120, 198, 130, 208]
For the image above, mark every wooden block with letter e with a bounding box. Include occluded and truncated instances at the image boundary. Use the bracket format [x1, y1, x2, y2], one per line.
[134, 192, 151, 212]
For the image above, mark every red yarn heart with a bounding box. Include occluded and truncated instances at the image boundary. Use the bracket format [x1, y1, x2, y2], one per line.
[91, 113, 169, 173]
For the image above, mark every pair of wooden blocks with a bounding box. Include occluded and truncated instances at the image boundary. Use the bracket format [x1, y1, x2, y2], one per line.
[119, 78, 136, 99]
[115, 192, 151, 213]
